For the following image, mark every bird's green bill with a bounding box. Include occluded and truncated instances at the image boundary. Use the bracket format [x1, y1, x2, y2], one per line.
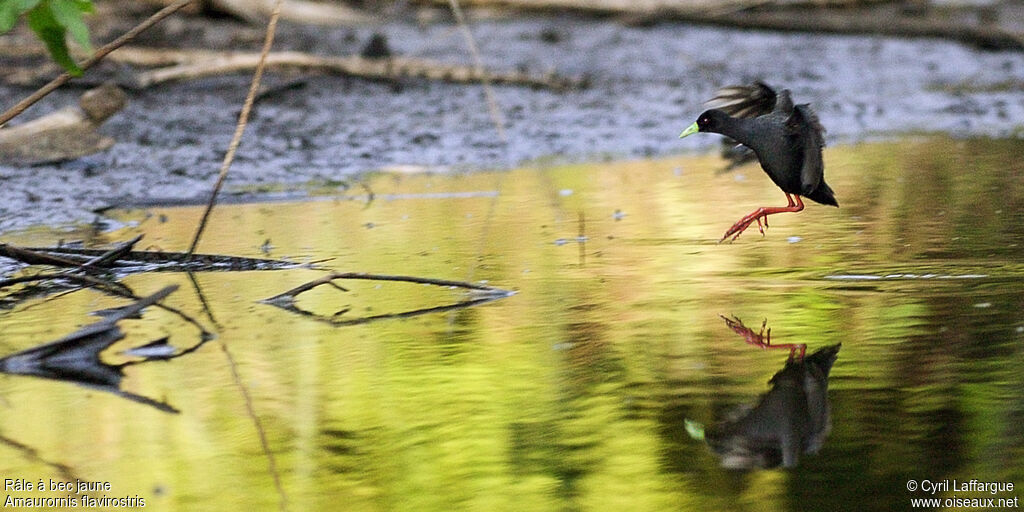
[684, 419, 705, 441]
[679, 122, 699, 138]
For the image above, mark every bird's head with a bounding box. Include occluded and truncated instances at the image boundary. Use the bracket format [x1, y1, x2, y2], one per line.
[679, 109, 728, 138]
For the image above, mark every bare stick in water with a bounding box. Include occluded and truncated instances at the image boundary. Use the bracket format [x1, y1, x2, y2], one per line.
[187, 0, 284, 257]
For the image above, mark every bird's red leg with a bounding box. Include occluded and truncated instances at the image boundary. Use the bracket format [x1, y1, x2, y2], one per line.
[720, 194, 805, 242]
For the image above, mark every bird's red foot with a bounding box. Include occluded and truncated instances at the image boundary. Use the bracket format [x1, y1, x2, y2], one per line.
[718, 194, 804, 243]
[720, 209, 769, 242]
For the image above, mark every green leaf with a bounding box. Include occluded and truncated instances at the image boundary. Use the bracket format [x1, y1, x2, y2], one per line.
[49, 0, 93, 53]
[27, 2, 82, 75]
[0, 0, 43, 33]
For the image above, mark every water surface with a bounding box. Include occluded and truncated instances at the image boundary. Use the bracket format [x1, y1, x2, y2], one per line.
[1, 137, 1022, 511]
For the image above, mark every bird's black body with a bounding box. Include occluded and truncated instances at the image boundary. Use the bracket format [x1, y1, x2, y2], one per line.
[694, 83, 837, 207]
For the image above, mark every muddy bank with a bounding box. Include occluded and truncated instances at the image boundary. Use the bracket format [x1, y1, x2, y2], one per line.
[1, 11, 1024, 233]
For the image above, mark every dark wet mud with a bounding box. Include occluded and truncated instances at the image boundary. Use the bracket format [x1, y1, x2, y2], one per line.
[1, 11, 1024, 233]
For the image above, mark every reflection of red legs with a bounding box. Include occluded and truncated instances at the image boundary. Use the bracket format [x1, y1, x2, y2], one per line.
[720, 194, 805, 243]
[720, 315, 806, 361]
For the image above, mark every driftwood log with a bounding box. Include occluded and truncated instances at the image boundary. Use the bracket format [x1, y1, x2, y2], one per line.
[0, 83, 126, 165]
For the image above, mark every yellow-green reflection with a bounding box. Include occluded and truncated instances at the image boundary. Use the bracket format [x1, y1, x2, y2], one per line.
[0, 136, 1022, 511]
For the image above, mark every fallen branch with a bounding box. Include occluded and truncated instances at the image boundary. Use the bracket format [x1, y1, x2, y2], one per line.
[110, 48, 586, 90]
[0, 241, 312, 272]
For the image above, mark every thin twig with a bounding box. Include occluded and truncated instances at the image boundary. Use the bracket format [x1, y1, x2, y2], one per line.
[0, 0, 196, 129]
[188, 1, 290, 508]
[60, 235, 143, 274]
[446, 0, 507, 143]
[444, 0, 515, 291]
[187, 0, 284, 256]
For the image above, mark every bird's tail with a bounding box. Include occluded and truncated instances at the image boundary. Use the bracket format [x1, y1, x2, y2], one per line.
[806, 181, 838, 207]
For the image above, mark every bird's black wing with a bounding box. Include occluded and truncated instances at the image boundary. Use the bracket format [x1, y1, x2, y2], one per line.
[705, 82, 779, 171]
[786, 104, 827, 195]
[705, 81, 778, 119]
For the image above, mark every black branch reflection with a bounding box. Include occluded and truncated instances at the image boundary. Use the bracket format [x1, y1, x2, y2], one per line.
[259, 272, 515, 326]
[688, 316, 841, 469]
[0, 285, 212, 414]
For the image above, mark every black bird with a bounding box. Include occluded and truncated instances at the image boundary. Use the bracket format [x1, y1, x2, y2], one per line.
[679, 82, 838, 242]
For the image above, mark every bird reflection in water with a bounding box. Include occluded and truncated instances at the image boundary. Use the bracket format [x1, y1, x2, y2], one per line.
[686, 315, 840, 469]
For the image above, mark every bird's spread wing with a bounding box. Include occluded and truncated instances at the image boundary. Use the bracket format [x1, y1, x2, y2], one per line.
[705, 81, 777, 119]
[786, 104, 827, 195]
[706, 82, 778, 169]
[773, 89, 794, 115]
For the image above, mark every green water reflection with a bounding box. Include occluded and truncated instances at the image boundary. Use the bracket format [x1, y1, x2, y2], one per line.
[1, 137, 1022, 511]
